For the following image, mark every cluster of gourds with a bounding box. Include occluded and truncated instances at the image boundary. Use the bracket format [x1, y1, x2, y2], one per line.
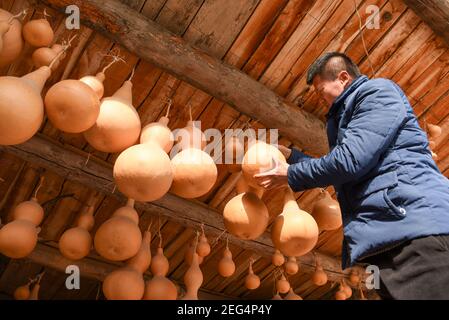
[222, 139, 342, 257]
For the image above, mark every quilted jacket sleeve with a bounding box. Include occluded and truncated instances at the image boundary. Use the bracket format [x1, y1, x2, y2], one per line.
[287, 79, 407, 192]
[287, 148, 312, 165]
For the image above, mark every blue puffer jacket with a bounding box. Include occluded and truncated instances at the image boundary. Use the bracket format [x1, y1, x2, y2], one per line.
[287, 75, 449, 269]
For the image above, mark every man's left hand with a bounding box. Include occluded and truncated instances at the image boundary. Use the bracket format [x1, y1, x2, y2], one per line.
[254, 157, 290, 191]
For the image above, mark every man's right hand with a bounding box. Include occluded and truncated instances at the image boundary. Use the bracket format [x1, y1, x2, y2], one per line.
[277, 145, 292, 160]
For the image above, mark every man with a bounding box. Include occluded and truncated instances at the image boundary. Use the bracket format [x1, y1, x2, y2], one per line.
[255, 52, 449, 299]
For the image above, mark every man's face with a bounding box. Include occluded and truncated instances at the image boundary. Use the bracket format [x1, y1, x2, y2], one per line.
[312, 71, 353, 107]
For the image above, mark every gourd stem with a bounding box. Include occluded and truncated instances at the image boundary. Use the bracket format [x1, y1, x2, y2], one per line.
[211, 229, 226, 248]
[128, 66, 136, 82]
[7, 9, 28, 24]
[189, 103, 192, 121]
[146, 218, 153, 233]
[49, 45, 68, 69]
[33, 176, 45, 199]
[158, 215, 162, 248]
[165, 99, 172, 118]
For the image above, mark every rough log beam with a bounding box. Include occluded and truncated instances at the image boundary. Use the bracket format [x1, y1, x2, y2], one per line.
[404, 0, 449, 47]
[35, 0, 328, 156]
[0, 135, 366, 282]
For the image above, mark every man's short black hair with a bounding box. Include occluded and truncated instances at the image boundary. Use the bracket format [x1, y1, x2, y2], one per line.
[306, 52, 361, 85]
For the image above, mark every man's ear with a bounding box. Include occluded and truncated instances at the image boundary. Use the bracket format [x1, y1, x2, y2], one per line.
[338, 71, 351, 87]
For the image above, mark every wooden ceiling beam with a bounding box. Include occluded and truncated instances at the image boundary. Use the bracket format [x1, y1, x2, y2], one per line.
[404, 0, 449, 47]
[34, 0, 328, 156]
[0, 134, 366, 282]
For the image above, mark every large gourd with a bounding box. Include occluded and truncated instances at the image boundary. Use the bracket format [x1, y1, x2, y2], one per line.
[94, 199, 142, 261]
[143, 244, 178, 300]
[0, 192, 44, 258]
[44, 74, 102, 133]
[271, 188, 319, 257]
[242, 140, 286, 188]
[84, 74, 141, 153]
[223, 175, 268, 240]
[0, 66, 51, 145]
[103, 229, 151, 300]
[312, 190, 342, 231]
[113, 143, 173, 202]
[59, 204, 95, 260]
[0, 9, 24, 67]
[22, 17, 54, 47]
[170, 121, 217, 199]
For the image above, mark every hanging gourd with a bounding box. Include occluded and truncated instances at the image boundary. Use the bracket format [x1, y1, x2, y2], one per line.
[32, 43, 66, 70]
[224, 134, 245, 173]
[284, 257, 299, 276]
[271, 188, 319, 257]
[311, 258, 328, 286]
[223, 175, 268, 240]
[242, 140, 286, 188]
[59, 203, 95, 260]
[184, 238, 204, 266]
[94, 199, 142, 261]
[197, 224, 211, 258]
[335, 280, 349, 300]
[0, 177, 44, 258]
[84, 69, 141, 153]
[0, 9, 25, 67]
[284, 288, 303, 300]
[102, 226, 151, 300]
[28, 272, 44, 301]
[276, 273, 290, 294]
[272, 292, 282, 300]
[244, 258, 260, 290]
[140, 100, 174, 153]
[272, 249, 285, 267]
[14, 280, 32, 300]
[341, 279, 352, 299]
[312, 189, 342, 231]
[44, 56, 120, 133]
[218, 239, 235, 278]
[348, 269, 360, 287]
[143, 230, 178, 300]
[0, 65, 53, 145]
[113, 142, 173, 202]
[182, 232, 203, 300]
[170, 113, 217, 199]
[22, 11, 54, 47]
[177, 119, 207, 151]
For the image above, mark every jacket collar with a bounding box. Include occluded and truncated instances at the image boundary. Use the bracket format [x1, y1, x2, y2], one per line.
[325, 75, 369, 119]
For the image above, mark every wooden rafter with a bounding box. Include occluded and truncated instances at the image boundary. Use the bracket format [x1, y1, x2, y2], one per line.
[34, 0, 328, 157]
[404, 0, 449, 47]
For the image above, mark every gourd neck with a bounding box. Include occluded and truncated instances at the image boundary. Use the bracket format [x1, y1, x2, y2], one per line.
[282, 188, 300, 213]
[21, 67, 52, 93]
[112, 80, 133, 105]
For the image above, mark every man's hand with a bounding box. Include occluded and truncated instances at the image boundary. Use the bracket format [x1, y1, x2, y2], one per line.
[277, 145, 292, 160]
[254, 157, 290, 191]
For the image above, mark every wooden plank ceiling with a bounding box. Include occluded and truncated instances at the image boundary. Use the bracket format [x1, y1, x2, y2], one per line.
[0, 0, 448, 300]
